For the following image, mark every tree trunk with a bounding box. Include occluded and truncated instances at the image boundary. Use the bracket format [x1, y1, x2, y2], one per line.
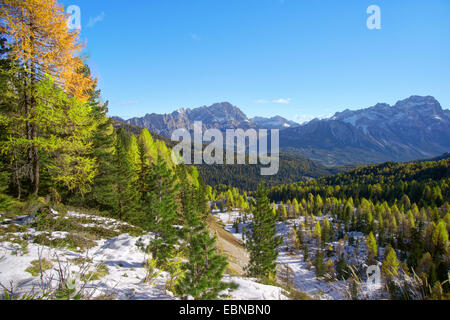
[13, 148, 21, 200]
[32, 139, 39, 195]
[24, 70, 34, 192]
[29, 22, 39, 196]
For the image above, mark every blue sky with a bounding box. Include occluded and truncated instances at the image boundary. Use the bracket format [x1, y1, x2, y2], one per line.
[62, 0, 450, 122]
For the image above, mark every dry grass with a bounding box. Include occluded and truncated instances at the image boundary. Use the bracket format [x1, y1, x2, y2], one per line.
[207, 215, 249, 276]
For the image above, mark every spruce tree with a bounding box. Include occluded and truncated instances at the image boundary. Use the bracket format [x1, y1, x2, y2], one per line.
[245, 183, 283, 279]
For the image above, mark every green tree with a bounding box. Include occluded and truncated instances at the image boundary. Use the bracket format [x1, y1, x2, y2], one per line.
[335, 255, 350, 280]
[314, 221, 322, 243]
[314, 250, 326, 277]
[81, 67, 116, 211]
[432, 220, 449, 256]
[111, 128, 139, 221]
[382, 247, 400, 278]
[141, 156, 180, 265]
[176, 178, 228, 300]
[321, 218, 332, 244]
[366, 232, 378, 264]
[245, 183, 283, 279]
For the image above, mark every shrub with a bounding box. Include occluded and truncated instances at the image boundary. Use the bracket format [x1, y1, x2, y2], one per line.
[25, 259, 53, 276]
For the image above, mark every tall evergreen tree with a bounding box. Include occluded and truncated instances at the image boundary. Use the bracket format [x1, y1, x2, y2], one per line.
[79, 65, 116, 210]
[111, 128, 139, 221]
[245, 183, 283, 279]
[176, 172, 228, 300]
[141, 156, 179, 265]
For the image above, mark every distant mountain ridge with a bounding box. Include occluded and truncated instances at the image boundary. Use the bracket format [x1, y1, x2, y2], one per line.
[113, 96, 450, 166]
[112, 102, 298, 137]
[280, 96, 450, 165]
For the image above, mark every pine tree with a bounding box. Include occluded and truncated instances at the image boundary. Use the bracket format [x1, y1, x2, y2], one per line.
[314, 250, 326, 277]
[136, 138, 150, 196]
[245, 183, 283, 279]
[141, 155, 179, 265]
[176, 175, 228, 300]
[321, 218, 332, 244]
[335, 255, 350, 280]
[177, 224, 228, 300]
[0, 37, 27, 199]
[343, 201, 353, 231]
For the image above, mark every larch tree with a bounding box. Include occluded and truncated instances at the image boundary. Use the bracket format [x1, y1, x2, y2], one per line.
[138, 128, 158, 165]
[0, 0, 95, 194]
[382, 247, 400, 279]
[432, 220, 448, 257]
[33, 76, 97, 195]
[112, 128, 139, 221]
[366, 232, 378, 265]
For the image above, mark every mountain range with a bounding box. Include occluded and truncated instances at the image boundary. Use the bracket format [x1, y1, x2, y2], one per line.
[113, 96, 450, 166]
[112, 102, 297, 137]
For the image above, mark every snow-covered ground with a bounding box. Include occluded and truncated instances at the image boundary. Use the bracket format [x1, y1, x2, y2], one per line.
[212, 209, 387, 300]
[0, 210, 290, 300]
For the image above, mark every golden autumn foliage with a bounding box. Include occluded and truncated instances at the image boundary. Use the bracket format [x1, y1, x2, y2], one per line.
[0, 0, 95, 101]
[0, 0, 98, 195]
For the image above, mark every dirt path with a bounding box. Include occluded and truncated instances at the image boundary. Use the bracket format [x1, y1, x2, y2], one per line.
[207, 216, 249, 276]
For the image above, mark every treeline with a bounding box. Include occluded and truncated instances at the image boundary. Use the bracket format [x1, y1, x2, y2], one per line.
[197, 152, 340, 191]
[269, 159, 449, 208]
[0, 0, 229, 299]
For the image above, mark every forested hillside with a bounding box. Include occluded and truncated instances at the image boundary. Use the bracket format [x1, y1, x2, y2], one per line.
[110, 120, 343, 190]
[196, 152, 343, 190]
[268, 159, 449, 207]
[0, 0, 448, 302]
[0, 0, 229, 300]
[264, 159, 449, 298]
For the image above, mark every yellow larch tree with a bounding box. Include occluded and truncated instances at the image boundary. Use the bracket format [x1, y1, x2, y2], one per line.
[0, 0, 96, 194]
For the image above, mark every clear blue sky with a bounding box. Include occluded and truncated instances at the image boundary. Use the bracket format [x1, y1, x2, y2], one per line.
[62, 0, 450, 122]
